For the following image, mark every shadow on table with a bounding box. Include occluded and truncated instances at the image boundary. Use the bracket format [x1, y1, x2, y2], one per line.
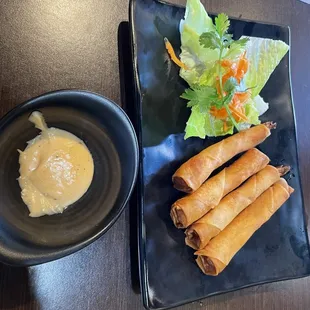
[118, 21, 141, 295]
[0, 263, 39, 309]
[192, 279, 296, 308]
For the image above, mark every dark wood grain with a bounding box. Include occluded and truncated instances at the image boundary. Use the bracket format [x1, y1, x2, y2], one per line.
[0, 0, 309, 309]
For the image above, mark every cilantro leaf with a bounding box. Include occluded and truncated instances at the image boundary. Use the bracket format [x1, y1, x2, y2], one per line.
[232, 37, 249, 48]
[224, 37, 249, 57]
[199, 32, 221, 49]
[222, 91, 235, 106]
[223, 77, 238, 93]
[199, 101, 212, 113]
[181, 86, 219, 113]
[223, 42, 244, 59]
[215, 13, 230, 37]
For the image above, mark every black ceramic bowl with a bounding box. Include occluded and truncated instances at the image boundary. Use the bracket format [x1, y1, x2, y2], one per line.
[0, 90, 138, 266]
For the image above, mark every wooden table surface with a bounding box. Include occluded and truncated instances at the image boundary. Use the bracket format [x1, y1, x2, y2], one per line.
[0, 0, 310, 309]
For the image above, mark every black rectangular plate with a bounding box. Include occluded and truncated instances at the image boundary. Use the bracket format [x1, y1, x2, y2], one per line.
[129, 0, 310, 309]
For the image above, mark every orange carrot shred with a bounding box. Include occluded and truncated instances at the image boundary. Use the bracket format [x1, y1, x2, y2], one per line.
[230, 106, 248, 122]
[164, 37, 188, 70]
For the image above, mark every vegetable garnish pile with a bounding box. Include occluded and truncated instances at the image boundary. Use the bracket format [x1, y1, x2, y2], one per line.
[165, 0, 289, 139]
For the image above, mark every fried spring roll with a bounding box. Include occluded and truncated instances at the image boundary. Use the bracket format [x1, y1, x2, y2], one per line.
[170, 148, 269, 228]
[195, 178, 294, 276]
[173, 123, 275, 193]
[185, 165, 290, 250]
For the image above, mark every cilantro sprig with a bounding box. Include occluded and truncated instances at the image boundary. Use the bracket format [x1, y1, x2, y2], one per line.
[181, 86, 219, 113]
[199, 14, 248, 55]
[181, 13, 249, 132]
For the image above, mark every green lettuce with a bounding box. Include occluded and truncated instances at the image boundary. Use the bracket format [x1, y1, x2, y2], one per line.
[185, 106, 234, 139]
[179, 0, 289, 139]
[243, 36, 289, 98]
[179, 0, 246, 87]
[184, 105, 207, 139]
[179, 0, 218, 86]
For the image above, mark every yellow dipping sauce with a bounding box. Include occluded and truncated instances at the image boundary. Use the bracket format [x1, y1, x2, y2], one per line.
[18, 111, 94, 217]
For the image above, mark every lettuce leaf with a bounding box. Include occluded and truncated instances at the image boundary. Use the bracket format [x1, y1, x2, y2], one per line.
[204, 113, 234, 137]
[253, 95, 269, 115]
[243, 36, 289, 98]
[179, 0, 214, 35]
[179, 0, 218, 86]
[185, 101, 260, 139]
[179, 0, 247, 87]
[244, 100, 260, 125]
[180, 0, 289, 139]
[185, 106, 234, 139]
[184, 105, 207, 139]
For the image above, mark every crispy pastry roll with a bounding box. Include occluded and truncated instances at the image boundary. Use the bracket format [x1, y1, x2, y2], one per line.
[185, 165, 290, 249]
[195, 178, 294, 276]
[172, 123, 275, 193]
[171, 149, 269, 228]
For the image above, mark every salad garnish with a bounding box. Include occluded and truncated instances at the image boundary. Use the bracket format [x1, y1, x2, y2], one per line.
[165, 0, 289, 139]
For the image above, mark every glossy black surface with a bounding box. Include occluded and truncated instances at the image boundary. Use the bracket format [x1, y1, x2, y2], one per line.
[130, 0, 310, 309]
[0, 90, 139, 266]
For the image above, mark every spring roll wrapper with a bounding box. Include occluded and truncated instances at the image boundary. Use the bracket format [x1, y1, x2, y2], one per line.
[195, 178, 294, 276]
[172, 124, 271, 193]
[171, 149, 269, 228]
[185, 165, 281, 250]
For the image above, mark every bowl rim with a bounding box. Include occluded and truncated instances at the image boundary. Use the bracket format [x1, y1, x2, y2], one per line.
[0, 89, 139, 266]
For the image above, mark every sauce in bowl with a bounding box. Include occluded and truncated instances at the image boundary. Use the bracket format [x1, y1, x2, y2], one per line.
[18, 111, 94, 217]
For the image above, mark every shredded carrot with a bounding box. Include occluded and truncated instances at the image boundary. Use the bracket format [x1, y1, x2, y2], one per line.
[210, 94, 248, 122]
[220, 52, 249, 85]
[222, 71, 232, 85]
[235, 52, 248, 83]
[230, 106, 248, 122]
[164, 37, 188, 70]
[210, 106, 228, 119]
[211, 52, 250, 126]
[235, 91, 251, 102]
[232, 91, 251, 108]
[221, 59, 233, 68]
[211, 105, 247, 122]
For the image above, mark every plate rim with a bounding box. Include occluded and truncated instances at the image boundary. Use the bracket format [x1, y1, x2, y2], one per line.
[129, 0, 310, 309]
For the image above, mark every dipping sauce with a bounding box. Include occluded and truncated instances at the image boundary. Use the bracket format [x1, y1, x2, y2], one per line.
[18, 112, 94, 217]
